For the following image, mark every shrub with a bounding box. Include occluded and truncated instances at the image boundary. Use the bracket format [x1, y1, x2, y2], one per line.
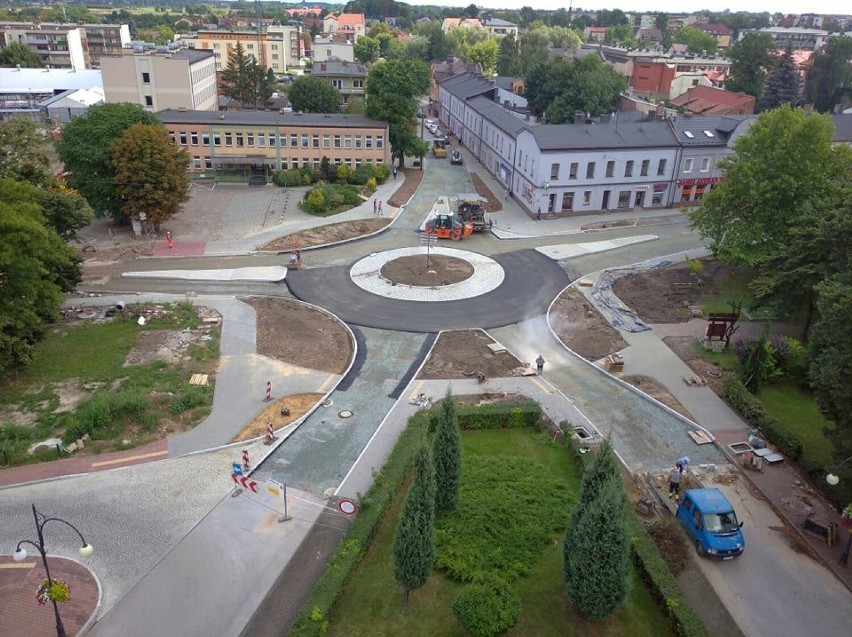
[453, 579, 521, 637]
[170, 385, 209, 414]
[336, 164, 352, 182]
[724, 378, 803, 460]
[773, 336, 808, 382]
[67, 389, 152, 441]
[304, 187, 327, 214]
[429, 400, 541, 432]
[374, 163, 390, 183]
[348, 163, 375, 185]
[365, 177, 377, 193]
[272, 168, 304, 187]
[632, 523, 709, 637]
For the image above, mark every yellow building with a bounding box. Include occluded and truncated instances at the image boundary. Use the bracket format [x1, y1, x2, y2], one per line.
[182, 30, 288, 74]
[159, 109, 390, 179]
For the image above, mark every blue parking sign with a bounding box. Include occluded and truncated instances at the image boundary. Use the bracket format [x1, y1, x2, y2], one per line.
[232, 461, 243, 477]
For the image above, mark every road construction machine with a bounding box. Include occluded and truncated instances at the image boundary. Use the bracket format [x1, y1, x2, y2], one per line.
[432, 138, 448, 158]
[423, 196, 473, 240]
[456, 193, 492, 233]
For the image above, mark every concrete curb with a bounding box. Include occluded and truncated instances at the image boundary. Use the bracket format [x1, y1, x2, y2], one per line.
[74, 556, 104, 636]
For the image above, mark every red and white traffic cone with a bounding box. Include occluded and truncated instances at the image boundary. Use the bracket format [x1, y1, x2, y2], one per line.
[265, 422, 276, 444]
[242, 449, 250, 472]
[265, 380, 272, 401]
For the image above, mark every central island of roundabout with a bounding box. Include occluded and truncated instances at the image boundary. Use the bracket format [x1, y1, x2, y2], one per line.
[285, 246, 570, 332]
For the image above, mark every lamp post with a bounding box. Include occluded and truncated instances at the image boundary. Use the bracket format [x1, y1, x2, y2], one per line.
[825, 457, 852, 566]
[13, 504, 94, 637]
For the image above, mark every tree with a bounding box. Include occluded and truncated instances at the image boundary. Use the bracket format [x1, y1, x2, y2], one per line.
[354, 35, 380, 64]
[56, 103, 160, 220]
[411, 139, 428, 170]
[344, 97, 365, 115]
[605, 23, 636, 47]
[0, 42, 43, 68]
[405, 36, 430, 62]
[0, 179, 81, 372]
[221, 41, 265, 107]
[689, 107, 841, 269]
[365, 58, 430, 168]
[414, 21, 453, 62]
[496, 34, 517, 76]
[288, 76, 341, 113]
[432, 389, 462, 514]
[563, 443, 630, 621]
[0, 117, 53, 186]
[726, 33, 775, 99]
[805, 36, 852, 112]
[467, 39, 498, 76]
[673, 26, 717, 54]
[110, 124, 190, 231]
[463, 4, 479, 18]
[760, 47, 800, 111]
[393, 445, 436, 606]
[36, 185, 93, 241]
[563, 476, 630, 620]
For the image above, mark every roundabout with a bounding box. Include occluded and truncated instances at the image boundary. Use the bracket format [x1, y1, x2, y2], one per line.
[349, 247, 505, 302]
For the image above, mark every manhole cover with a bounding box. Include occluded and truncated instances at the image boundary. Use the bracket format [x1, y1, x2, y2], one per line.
[707, 368, 722, 378]
[322, 399, 333, 407]
[339, 410, 353, 418]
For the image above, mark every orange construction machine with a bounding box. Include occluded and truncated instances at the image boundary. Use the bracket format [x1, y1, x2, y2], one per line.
[423, 196, 473, 240]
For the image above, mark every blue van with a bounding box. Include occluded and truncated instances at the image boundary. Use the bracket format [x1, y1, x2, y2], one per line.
[676, 488, 745, 559]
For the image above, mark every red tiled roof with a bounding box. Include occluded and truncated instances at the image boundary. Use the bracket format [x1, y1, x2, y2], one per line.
[670, 85, 754, 114]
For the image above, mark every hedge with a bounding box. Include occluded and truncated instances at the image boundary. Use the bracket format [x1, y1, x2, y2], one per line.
[631, 523, 709, 637]
[289, 412, 428, 636]
[723, 378, 803, 460]
[429, 400, 541, 432]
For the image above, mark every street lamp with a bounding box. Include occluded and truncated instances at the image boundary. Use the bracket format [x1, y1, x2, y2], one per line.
[12, 503, 94, 637]
[825, 457, 852, 566]
[826, 456, 852, 486]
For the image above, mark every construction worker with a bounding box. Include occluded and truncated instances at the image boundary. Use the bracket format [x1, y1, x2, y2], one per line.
[536, 355, 545, 375]
[669, 466, 682, 499]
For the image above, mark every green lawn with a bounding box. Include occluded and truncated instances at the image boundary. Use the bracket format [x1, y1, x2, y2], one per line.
[691, 341, 739, 371]
[757, 381, 835, 468]
[326, 429, 673, 637]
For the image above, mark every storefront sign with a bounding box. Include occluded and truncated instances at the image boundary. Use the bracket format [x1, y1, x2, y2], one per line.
[633, 185, 650, 191]
[677, 177, 721, 187]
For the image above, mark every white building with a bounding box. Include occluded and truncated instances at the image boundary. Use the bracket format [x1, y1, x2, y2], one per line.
[40, 87, 104, 124]
[312, 36, 354, 63]
[0, 67, 102, 120]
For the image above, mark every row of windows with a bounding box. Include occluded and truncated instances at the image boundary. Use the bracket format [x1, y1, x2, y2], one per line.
[330, 79, 364, 89]
[550, 159, 668, 180]
[169, 130, 383, 150]
[191, 156, 376, 170]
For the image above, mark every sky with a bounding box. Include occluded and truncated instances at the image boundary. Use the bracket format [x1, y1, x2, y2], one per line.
[418, 2, 843, 15]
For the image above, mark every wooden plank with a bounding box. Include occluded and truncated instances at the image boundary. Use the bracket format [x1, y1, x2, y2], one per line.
[688, 430, 713, 445]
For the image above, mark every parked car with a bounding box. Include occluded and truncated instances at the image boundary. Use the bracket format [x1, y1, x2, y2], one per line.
[425, 119, 435, 127]
[676, 488, 744, 559]
[451, 149, 463, 165]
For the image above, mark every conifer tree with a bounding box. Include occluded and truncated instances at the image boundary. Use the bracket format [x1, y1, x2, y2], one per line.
[760, 47, 801, 111]
[393, 445, 436, 606]
[432, 389, 462, 514]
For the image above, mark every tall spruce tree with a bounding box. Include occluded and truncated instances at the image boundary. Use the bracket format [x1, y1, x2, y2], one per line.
[563, 443, 630, 621]
[393, 445, 436, 606]
[760, 47, 801, 111]
[432, 389, 462, 514]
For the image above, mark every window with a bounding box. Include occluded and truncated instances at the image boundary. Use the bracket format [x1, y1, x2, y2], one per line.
[684, 131, 694, 139]
[202, 133, 210, 146]
[700, 157, 710, 172]
[703, 130, 715, 138]
[625, 160, 634, 177]
[606, 161, 615, 178]
[344, 135, 352, 149]
[179, 132, 187, 146]
[290, 134, 298, 148]
[190, 132, 199, 146]
[681, 186, 692, 202]
[246, 134, 254, 147]
[323, 135, 330, 148]
[365, 136, 372, 149]
[586, 162, 595, 179]
[142, 72, 150, 83]
[640, 159, 649, 176]
[355, 135, 362, 149]
[583, 190, 591, 205]
[236, 133, 244, 147]
[353, 79, 363, 88]
[657, 159, 667, 175]
[561, 192, 574, 211]
[550, 163, 559, 180]
[213, 133, 221, 147]
[257, 134, 265, 148]
[145, 95, 153, 106]
[268, 134, 276, 147]
[334, 135, 341, 148]
[193, 156, 201, 169]
[168, 131, 175, 143]
[205, 158, 212, 170]
[376, 136, 384, 149]
[301, 134, 308, 148]
[652, 190, 664, 205]
[312, 134, 319, 148]
[684, 158, 693, 173]
[569, 162, 578, 179]
[618, 190, 631, 208]
[303, 157, 310, 167]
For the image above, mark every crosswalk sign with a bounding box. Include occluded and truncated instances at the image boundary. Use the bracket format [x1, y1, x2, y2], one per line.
[232, 461, 243, 477]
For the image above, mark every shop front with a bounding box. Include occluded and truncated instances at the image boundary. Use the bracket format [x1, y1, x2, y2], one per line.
[677, 177, 722, 204]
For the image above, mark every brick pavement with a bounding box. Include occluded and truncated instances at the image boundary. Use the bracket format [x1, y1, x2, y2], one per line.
[0, 440, 167, 489]
[0, 556, 99, 637]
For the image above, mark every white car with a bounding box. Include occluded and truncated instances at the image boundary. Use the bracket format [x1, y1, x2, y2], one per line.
[425, 119, 435, 127]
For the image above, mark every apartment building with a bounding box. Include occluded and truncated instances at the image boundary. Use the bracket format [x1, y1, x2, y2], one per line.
[312, 36, 355, 63]
[102, 48, 217, 112]
[0, 22, 130, 69]
[266, 25, 305, 69]
[159, 109, 389, 177]
[310, 59, 366, 106]
[182, 31, 287, 74]
[322, 13, 366, 41]
[738, 27, 852, 51]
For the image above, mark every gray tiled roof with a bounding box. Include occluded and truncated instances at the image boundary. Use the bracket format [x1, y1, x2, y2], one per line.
[467, 96, 531, 137]
[670, 115, 754, 146]
[439, 72, 495, 100]
[172, 49, 215, 64]
[832, 113, 852, 143]
[311, 59, 367, 77]
[158, 109, 384, 128]
[529, 112, 679, 150]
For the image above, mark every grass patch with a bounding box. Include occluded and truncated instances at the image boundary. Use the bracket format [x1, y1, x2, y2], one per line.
[756, 381, 835, 469]
[690, 342, 739, 371]
[325, 428, 674, 636]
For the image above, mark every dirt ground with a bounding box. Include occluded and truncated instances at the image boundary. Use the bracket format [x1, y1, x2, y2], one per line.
[230, 393, 324, 443]
[469, 172, 502, 212]
[124, 329, 213, 366]
[662, 336, 734, 397]
[550, 288, 628, 361]
[418, 330, 523, 379]
[380, 255, 473, 286]
[611, 258, 738, 323]
[243, 297, 352, 374]
[388, 167, 424, 207]
[581, 219, 636, 231]
[622, 375, 695, 420]
[77, 244, 153, 264]
[260, 218, 390, 251]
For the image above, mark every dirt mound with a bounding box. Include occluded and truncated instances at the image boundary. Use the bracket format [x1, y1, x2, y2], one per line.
[380, 255, 473, 287]
[550, 288, 627, 361]
[419, 330, 522, 379]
